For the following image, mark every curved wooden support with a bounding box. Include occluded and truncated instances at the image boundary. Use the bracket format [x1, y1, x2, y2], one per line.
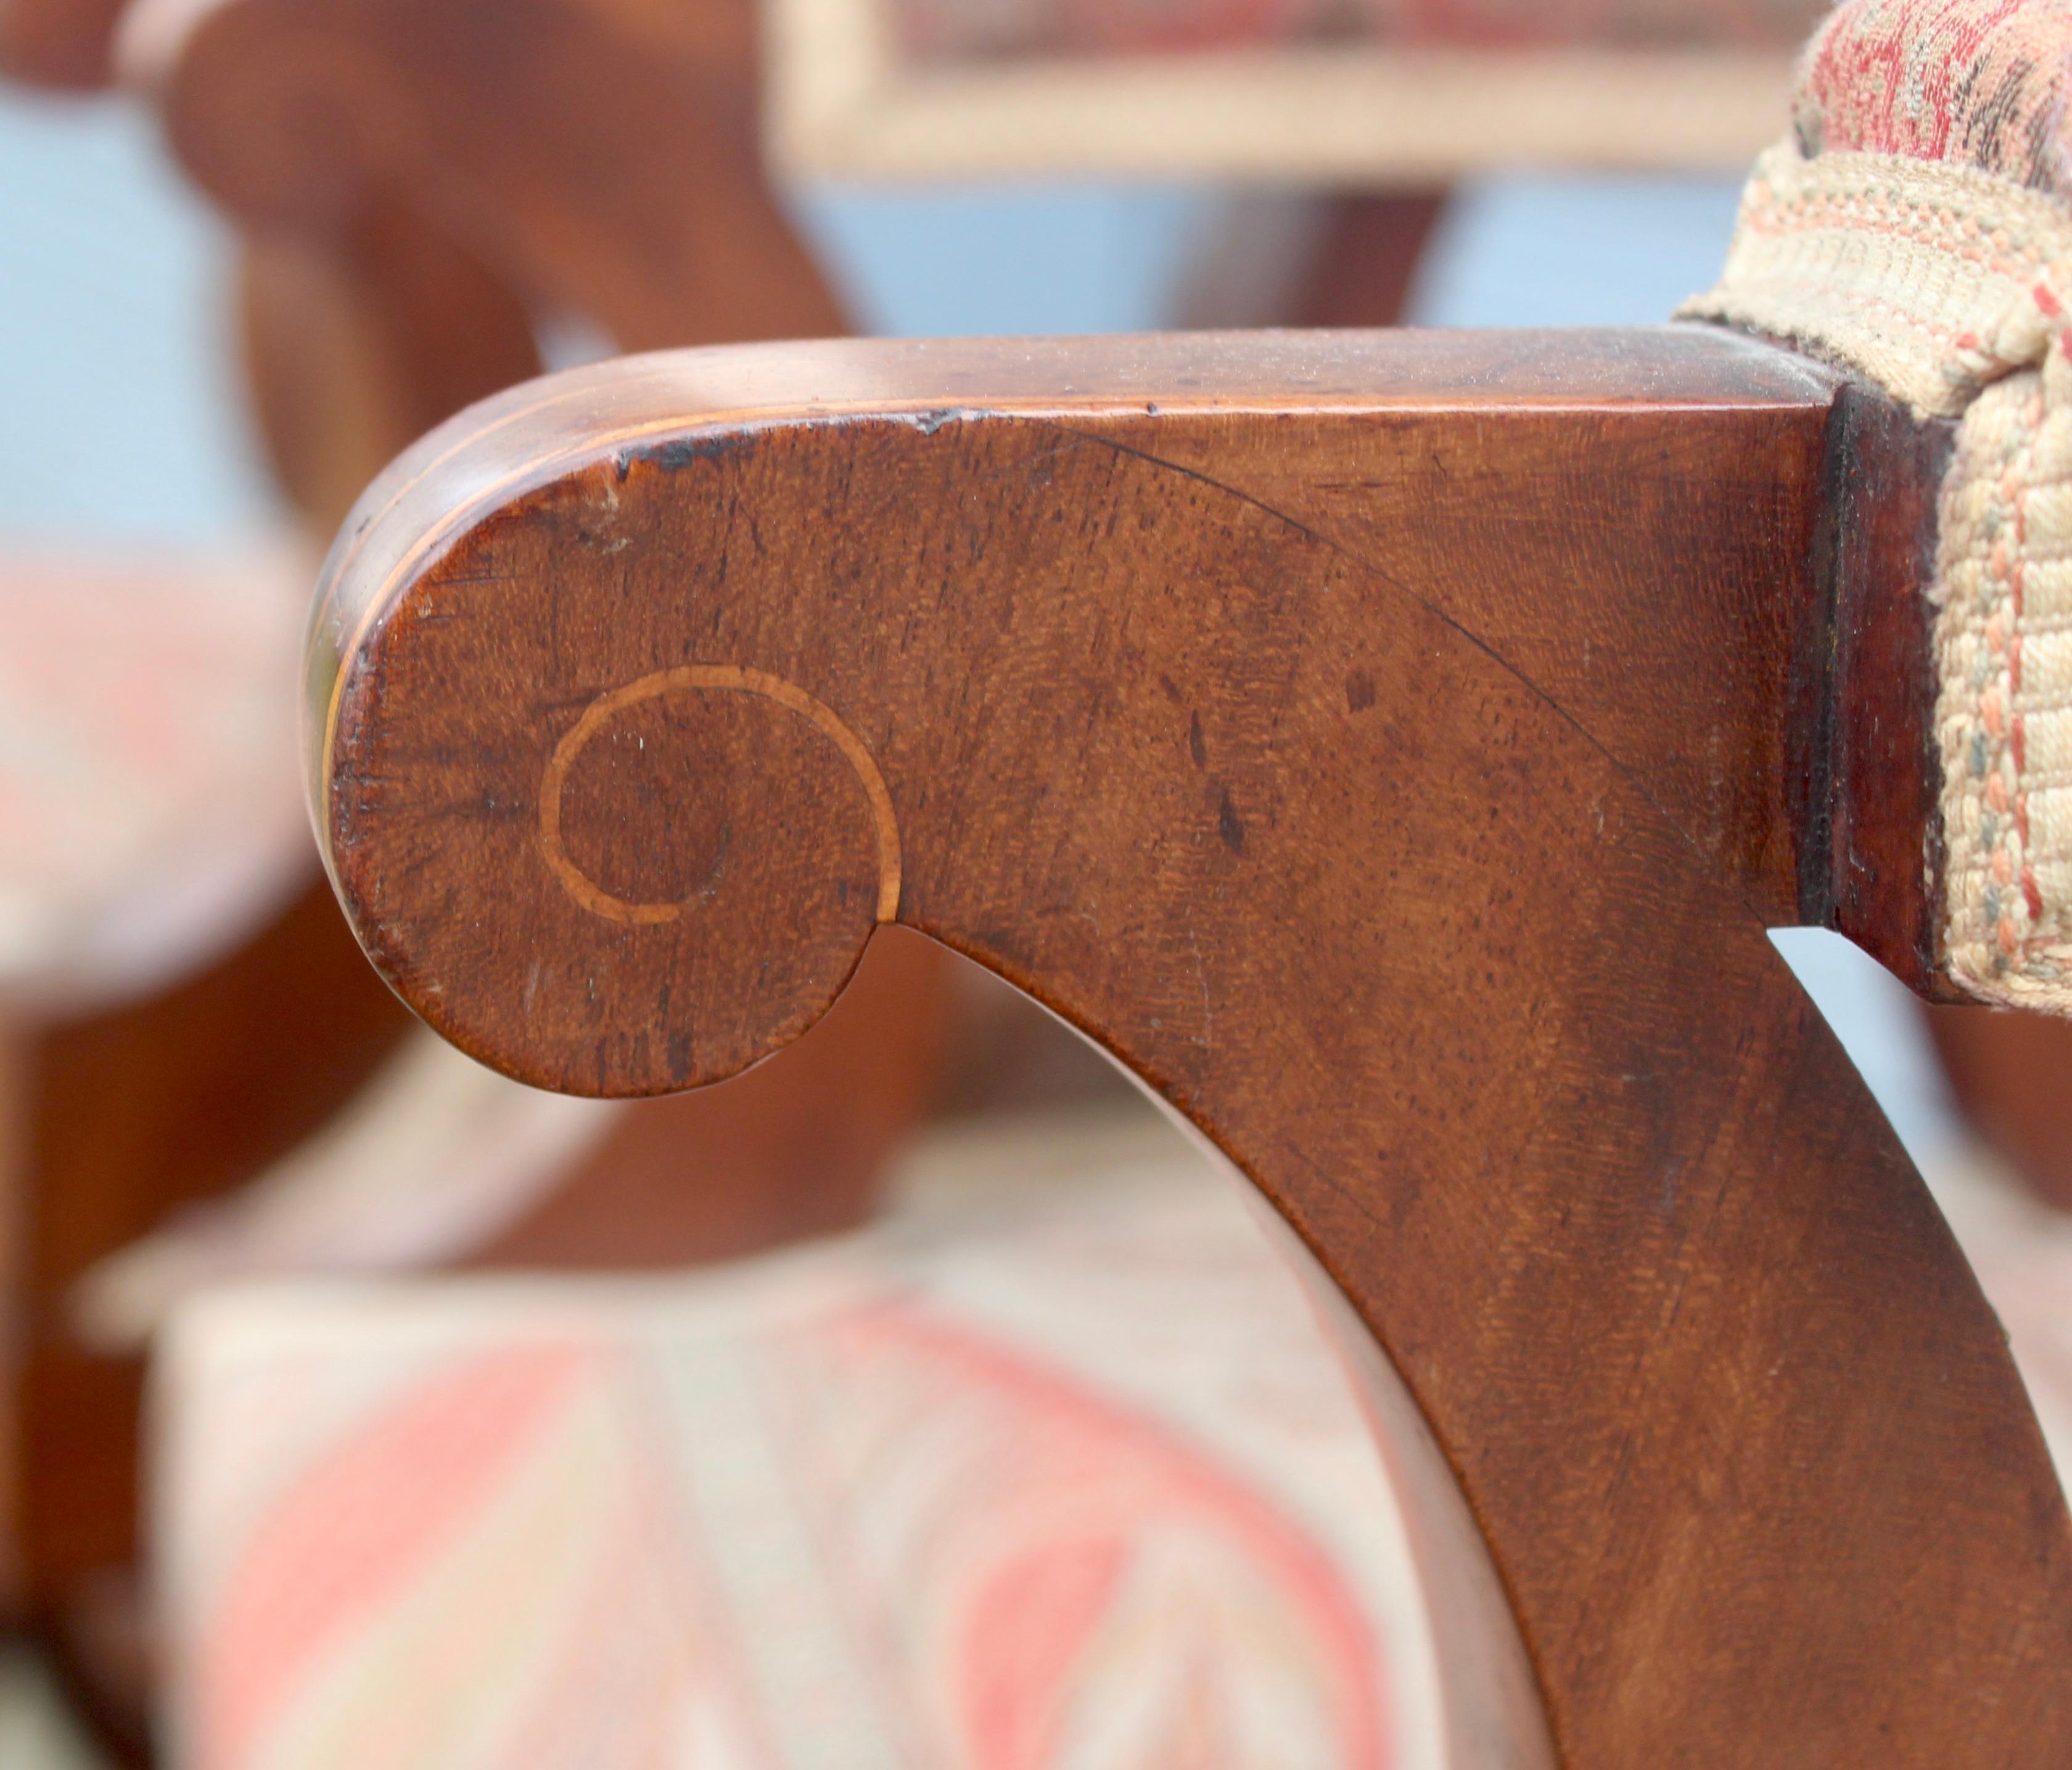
[126, 0, 958, 1235]
[128, 0, 845, 351]
[0, 0, 125, 86]
[311, 327, 2072, 1763]
[239, 190, 545, 533]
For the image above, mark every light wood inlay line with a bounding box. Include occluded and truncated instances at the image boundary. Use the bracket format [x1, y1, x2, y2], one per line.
[538, 664, 903, 926]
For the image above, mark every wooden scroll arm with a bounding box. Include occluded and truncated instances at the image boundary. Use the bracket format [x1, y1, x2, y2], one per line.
[311, 327, 2072, 1767]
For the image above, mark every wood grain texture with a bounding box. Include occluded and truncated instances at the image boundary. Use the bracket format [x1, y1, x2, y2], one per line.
[310, 326, 2072, 1764]
[464, 923, 948, 1269]
[1798, 384, 1956, 996]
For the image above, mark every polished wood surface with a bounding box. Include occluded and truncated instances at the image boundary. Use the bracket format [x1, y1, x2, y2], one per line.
[1799, 384, 1955, 993]
[465, 924, 945, 1269]
[134, 0, 985, 1268]
[308, 326, 2072, 1764]
[82, 0, 959, 1278]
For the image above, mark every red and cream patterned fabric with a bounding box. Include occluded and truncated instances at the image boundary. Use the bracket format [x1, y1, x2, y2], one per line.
[153, 1112, 1464, 1770]
[1687, 0, 2072, 1012]
[0, 543, 314, 1007]
[890, 0, 1826, 63]
[149, 1107, 2072, 1770]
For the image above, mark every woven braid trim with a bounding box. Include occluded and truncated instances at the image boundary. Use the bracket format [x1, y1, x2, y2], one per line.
[1687, 140, 2072, 1009]
[1681, 142, 2072, 418]
[1936, 366, 2072, 1009]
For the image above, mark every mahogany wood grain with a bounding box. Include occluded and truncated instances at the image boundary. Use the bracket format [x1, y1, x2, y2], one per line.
[1793, 382, 1955, 994]
[465, 923, 948, 1269]
[308, 326, 2072, 1764]
[141, 0, 960, 1223]
[38, 0, 955, 1312]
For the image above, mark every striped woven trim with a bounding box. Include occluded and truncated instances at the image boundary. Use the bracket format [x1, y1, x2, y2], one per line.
[1687, 141, 2072, 1010]
[1681, 142, 2072, 419]
[1935, 364, 2072, 1010]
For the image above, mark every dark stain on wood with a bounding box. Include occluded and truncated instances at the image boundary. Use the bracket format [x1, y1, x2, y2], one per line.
[1801, 383, 1957, 995]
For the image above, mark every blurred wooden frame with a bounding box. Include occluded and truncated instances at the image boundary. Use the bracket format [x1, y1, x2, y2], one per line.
[764, 0, 1799, 184]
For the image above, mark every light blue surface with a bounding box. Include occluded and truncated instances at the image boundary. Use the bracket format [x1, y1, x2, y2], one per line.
[788, 181, 1224, 338]
[786, 172, 1749, 337]
[0, 89, 276, 540]
[1772, 929, 1961, 1170]
[1408, 174, 1746, 327]
[0, 96, 1749, 540]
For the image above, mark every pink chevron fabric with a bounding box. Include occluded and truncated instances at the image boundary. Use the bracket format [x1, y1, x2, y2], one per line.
[149, 1133, 2072, 1770]
[890, 0, 1826, 63]
[154, 1120, 1447, 1770]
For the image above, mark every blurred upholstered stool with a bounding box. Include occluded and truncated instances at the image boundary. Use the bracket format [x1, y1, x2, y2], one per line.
[768, 0, 1826, 184]
[140, 1100, 2072, 1770]
[151, 1105, 1451, 1770]
[0, 545, 311, 1007]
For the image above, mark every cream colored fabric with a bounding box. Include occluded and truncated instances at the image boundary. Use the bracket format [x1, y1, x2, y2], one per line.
[1684, 142, 2072, 419]
[150, 1106, 1514, 1770]
[72, 1030, 627, 1353]
[1687, 141, 2072, 1009]
[0, 540, 316, 1007]
[1932, 364, 2072, 1007]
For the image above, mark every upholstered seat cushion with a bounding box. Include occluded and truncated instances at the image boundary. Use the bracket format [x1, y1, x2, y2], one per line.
[148, 1101, 2072, 1770]
[0, 543, 314, 1006]
[152, 1108, 1453, 1770]
[1687, 0, 2072, 1012]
